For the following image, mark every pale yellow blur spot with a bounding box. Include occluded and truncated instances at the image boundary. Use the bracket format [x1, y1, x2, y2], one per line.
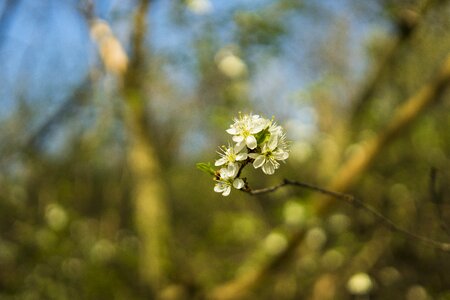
[186, 0, 212, 14]
[347, 272, 373, 295]
[215, 48, 248, 78]
[264, 232, 288, 255]
[90, 239, 116, 263]
[90, 20, 128, 76]
[321, 249, 344, 270]
[406, 285, 429, 300]
[283, 201, 306, 226]
[305, 227, 327, 251]
[45, 203, 68, 231]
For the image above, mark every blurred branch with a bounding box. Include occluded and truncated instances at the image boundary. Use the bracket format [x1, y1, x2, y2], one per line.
[350, 0, 445, 125]
[430, 168, 450, 235]
[24, 81, 91, 150]
[0, 79, 91, 165]
[244, 179, 450, 251]
[81, 1, 128, 76]
[83, 0, 171, 292]
[208, 53, 450, 300]
[342, 227, 392, 276]
[321, 53, 450, 209]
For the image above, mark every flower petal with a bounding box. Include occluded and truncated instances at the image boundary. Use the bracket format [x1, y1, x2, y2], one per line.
[235, 152, 248, 161]
[246, 135, 257, 149]
[215, 157, 227, 166]
[214, 184, 224, 193]
[233, 135, 244, 143]
[233, 178, 244, 189]
[226, 128, 238, 134]
[227, 164, 238, 178]
[253, 155, 265, 168]
[248, 153, 259, 159]
[274, 150, 289, 160]
[222, 186, 231, 196]
[219, 168, 229, 178]
[269, 124, 283, 136]
[235, 141, 246, 152]
[267, 134, 278, 150]
[262, 161, 275, 175]
[250, 121, 268, 134]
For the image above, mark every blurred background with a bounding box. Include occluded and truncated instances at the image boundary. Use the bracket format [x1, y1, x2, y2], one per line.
[0, 0, 450, 299]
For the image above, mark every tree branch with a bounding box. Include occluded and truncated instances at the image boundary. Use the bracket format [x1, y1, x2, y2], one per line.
[317, 52, 450, 215]
[245, 179, 450, 252]
[207, 53, 450, 300]
[350, 0, 445, 124]
[84, 0, 171, 291]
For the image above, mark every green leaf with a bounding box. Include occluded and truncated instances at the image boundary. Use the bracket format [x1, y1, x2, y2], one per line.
[196, 162, 216, 176]
[255, 127, 270, 145]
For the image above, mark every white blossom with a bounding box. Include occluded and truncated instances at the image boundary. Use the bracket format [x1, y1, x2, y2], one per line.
[215, 144, 248, 174]
[213, 165, 245, 196]
[249, 133, 289, 175]
[226, 114, 269, 150]
[268, 121, 284, 137]
[205, 113, 291, 196]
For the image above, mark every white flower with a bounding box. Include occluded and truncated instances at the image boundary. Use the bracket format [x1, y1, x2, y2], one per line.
[268, 121, 283, 137]
[215, 144, 248, 174]
[206, 113, 291, 196]
[249, 133, 289, 175]
[213, 165, 245, 196]
[226, 114, 269, 150]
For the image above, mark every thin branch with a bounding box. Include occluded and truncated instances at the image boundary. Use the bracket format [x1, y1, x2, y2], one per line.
[244, 179, 450, 252]
[208, 54, 450, 300]
[429, 168, 450, 236]
[317, 52, 450, 215]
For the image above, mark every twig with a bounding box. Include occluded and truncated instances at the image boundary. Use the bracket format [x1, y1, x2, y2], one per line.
[316, 53, 450, 216]
[208, 54, 450, 300]
[429, 168, 450, 236]
[244, 179, 450, 252]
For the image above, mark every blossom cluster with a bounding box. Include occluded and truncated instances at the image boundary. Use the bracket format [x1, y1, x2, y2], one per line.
[199, 113, 289, 196]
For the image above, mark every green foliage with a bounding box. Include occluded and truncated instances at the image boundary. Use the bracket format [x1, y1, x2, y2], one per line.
[1, 0, 450, 299]
[196, 162, 216, 176]
[234, 11, 285, 47]
[255, 126, 271, 145]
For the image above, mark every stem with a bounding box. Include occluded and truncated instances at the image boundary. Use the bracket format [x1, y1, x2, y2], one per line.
[236, 160, 249, 178]
[244, 179, 450, 252]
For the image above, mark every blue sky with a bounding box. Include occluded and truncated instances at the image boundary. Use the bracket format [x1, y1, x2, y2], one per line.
[0, 0, 92, 119]
[0, 0, 385, 110]
[0, 0, 388, 156]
